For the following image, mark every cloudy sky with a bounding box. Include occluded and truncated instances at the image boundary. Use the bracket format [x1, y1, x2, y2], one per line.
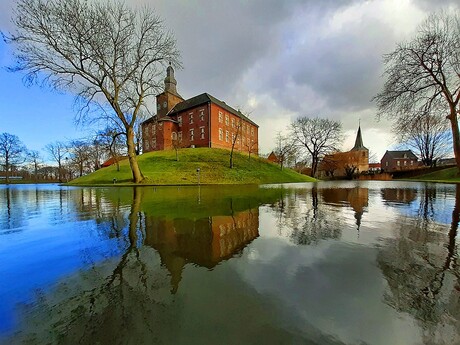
[0, 0, 459, 161]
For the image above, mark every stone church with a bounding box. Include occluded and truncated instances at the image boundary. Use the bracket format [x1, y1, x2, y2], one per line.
[141, 66, 259, 154]
[319, 125, 369, 177]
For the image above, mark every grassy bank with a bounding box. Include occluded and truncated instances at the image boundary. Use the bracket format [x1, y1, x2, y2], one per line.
[69, 148, 315, 186]
[407, 167, 460, 183]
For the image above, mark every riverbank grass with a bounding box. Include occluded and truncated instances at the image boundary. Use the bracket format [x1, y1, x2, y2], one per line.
[407, 167, 460, 183]
[69, 148, 315, 185]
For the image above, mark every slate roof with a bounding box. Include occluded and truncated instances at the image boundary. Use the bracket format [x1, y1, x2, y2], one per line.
[168, 93, 258, 127]
[383, 150, 418, 160]
[351, 125, 367, 151]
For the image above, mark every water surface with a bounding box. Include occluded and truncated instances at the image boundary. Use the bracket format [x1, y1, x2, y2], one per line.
[0, 181, 459, 344]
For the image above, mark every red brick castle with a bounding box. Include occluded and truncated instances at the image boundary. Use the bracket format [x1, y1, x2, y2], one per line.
[142, 66, 259, 154]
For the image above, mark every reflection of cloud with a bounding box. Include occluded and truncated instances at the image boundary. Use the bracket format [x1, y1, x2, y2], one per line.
[234, 237, 423, 345]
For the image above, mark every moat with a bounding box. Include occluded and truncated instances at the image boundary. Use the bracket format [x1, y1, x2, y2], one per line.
[1, 181, 459, 345]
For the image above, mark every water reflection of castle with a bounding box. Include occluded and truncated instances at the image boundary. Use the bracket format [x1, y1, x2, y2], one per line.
[144, 208, 259, 292]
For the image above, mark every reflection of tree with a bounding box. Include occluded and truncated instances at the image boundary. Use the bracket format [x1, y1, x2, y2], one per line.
[377, 185, 460, 344]
[270, 186, 368, 245]
[9, 187, 173, 344]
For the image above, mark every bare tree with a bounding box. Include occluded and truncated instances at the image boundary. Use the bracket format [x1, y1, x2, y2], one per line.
[97, 127, 126, 171]
[0, 133, 27, 183]
[6, 0, 181, 183]
[395, 110, 451, 167]
[27, 150, 42, 182]
[229, 115, 243, 168]
[274, 132, 296, 170]
[374, 11, 460, 171]
[45, 141, 67, 182]
[68, 139, 92, 177]
[291, 117, 342, 177]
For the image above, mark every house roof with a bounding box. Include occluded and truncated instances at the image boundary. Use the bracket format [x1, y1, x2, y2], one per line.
[169, 93, 258, 127]
[383, 150, 418, 160]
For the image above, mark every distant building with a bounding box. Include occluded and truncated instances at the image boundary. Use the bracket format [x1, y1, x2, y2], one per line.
[141, 66, 259, 155]
[380, 150, 418, 172]
[319, 125, 369, 177]
[267, 151, 279, 163]
[368, 163, 381, 172]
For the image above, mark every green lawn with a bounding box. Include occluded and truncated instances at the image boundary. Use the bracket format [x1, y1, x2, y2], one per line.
[407, 167, 460, 183]
[69, 148, 316, 185]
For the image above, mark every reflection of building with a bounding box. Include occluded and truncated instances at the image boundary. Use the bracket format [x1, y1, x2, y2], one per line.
[144, 208, 259, 293]
[321, 187, 369, 229]
[141, 66, 259, 153]
[319, 125, 369, 177]
[381, 188, 417, 204]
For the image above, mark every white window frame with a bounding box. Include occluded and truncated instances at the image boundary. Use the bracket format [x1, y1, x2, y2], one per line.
[199, 109, 205, 121]
[225, 114, 229, 126]
[200, 126, 205, 139]
[218, 111, 223, 123]
[189, 112, 194, 124]
[190, 128, 194, 141]
[177, 115, 182, 126]
[225, 130, 229, 142]
[219, 128, 223, 141]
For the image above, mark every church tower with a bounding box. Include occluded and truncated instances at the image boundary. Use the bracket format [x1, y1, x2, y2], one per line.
[156, 64, 184, 118]
[350, 124, 369, 173]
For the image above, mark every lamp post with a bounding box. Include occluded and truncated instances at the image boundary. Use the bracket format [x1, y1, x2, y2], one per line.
[196, 167, 201, 185]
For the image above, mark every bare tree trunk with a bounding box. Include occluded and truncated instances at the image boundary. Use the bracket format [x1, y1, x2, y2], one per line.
[448, 105, 460, 173]
[126, 128, 144, 183]
[5, 157, 9, 184]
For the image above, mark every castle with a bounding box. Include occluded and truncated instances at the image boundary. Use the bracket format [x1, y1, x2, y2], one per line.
[141, 66, 259, 154]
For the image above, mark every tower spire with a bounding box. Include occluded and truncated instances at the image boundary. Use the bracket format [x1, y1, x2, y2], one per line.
[164, 64, 178, 95]
[351, 123, 367, 151]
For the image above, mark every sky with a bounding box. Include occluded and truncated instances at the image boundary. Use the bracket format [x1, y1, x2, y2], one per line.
[0, 0, 459, 162]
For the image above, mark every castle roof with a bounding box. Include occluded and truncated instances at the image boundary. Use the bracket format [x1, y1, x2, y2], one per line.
[351, 125, 367, 151]
[168, 93, 258, 127]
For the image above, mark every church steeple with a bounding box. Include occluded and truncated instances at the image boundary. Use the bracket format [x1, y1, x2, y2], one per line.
[351, 124, 367, 151]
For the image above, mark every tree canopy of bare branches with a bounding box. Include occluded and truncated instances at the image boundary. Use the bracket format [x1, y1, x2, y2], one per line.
[374, 11, 460, 171]
[291, 117, 342, 177]
[395, 110, 451, 167]
[6, 0, 181, 183]
[0, 133, 27, 183]
[274, 132, 296, 170]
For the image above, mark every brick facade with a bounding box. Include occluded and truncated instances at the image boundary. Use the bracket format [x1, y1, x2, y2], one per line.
[142, 67, 258, 155]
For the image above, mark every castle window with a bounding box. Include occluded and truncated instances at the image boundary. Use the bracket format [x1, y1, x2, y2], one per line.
[172, 132, 177, 140]
[231, 118, 235, 128]
[200, 126, 205, 139]
[145, 141, 150, 150]
[225, 130, 229, 142]
[152, 138, 156, 148]
[251, 127, 254, 136]
[219, 111, 223, 123]
[404, 161, 407, 166]
[231, 133, 235, 143]
[190, 129, 194, 141]
[397, 160, 400, 166]
[178, 131, 182, 142]
[386, 161, 388, 167]
[225, 114, 229, 126]
[189, 112, 194, 124]
[219, 128, 223, 141]
[178, 115, 182, 126]
[411, 161, 413, 165]
[199, 109, 205, 121]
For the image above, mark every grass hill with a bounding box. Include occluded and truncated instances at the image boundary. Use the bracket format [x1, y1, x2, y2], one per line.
[407, 167, 460, 183]
[69, 148, 315, 185]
